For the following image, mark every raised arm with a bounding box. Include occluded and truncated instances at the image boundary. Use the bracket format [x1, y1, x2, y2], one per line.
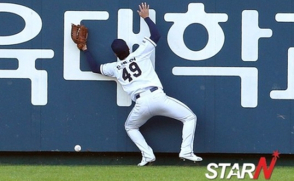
[137, 3, 161, 44]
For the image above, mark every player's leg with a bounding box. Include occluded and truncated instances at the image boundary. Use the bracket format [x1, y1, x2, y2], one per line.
[149, 91, 202, 162]
[162, 96, 202, 161]
[162, 96, 196, 153]
[125, 100, 155, 166]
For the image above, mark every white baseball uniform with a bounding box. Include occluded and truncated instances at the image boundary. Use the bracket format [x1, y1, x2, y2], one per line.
[100, 37, 197, 163]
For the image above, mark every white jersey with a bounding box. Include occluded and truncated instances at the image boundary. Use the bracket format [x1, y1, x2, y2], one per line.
[100, 37, 163, 101]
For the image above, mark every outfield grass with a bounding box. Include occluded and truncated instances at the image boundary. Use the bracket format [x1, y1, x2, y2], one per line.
[0, 165, 293, 181]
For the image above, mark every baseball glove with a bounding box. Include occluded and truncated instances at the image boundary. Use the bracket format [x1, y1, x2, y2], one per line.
[71, 24, 88, 50]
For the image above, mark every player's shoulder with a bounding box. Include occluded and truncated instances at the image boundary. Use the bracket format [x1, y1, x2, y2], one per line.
[142, 37, 156, 47]
[101, 61, 119, 72]
[131, 37, 156, 56]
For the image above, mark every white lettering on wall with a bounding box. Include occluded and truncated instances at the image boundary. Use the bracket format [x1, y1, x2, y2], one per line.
[0, 3, 54, 105]
[0, 3, 42, 45]
[1, 3, 294, 107]
[242, 10, 272, 61]
[164, 3, 228, 60]
[172, 67, 258, 108]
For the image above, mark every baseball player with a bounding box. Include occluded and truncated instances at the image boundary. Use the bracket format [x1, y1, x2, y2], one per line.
[79, 3, 202, 166]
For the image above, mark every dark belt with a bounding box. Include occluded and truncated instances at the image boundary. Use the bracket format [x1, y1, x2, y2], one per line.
[135, 87, 158, 99]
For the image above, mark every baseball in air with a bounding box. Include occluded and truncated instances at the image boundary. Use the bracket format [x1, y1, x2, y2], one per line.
[74, 145, 81, 152]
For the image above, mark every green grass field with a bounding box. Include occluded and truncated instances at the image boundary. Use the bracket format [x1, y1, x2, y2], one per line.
[0, 165, 293, 181]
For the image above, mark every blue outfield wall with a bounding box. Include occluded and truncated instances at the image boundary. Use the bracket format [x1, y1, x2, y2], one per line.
[0, 0, 294, 154]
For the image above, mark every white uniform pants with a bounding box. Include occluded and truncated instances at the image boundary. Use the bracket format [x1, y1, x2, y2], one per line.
[125, 88, 197, 161]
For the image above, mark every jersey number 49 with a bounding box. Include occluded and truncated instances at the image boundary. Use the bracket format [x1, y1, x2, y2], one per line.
[122, 62, 142, 82]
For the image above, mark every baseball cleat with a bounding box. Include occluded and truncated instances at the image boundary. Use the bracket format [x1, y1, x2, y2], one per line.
[179, 153, 203, 163]
[137, 158, 156, 166]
